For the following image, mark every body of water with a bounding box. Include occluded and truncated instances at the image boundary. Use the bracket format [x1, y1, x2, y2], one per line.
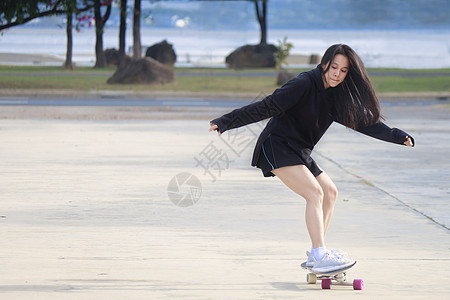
[1, 27, 449, 69]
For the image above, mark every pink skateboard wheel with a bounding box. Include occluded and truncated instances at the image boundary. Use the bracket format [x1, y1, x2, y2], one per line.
[353, 279, 364, 290]
[322, 278, 332, 289]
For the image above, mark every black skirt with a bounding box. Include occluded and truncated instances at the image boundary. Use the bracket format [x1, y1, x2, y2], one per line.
[255, 135, 323, 178]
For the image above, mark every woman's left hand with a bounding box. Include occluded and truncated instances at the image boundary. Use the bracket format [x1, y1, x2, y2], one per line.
[209, 122, 221, 136]
[404, 136, 414, 147]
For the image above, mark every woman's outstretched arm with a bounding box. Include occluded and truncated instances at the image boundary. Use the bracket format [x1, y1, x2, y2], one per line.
[210, 74, 311, 135]
[354, 122, 415, 147]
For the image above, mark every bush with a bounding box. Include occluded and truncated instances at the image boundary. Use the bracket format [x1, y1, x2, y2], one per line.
[274, 36, 293, 70]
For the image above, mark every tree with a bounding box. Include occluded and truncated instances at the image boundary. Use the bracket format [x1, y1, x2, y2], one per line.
[64, 0, 85, 70]
[92, 0, 112, 68]
[133, 0, 142, 58]
[119, 0, 128, 56]
[253, 0, 267, 45]
[0, 0, 66, 31]
[1, 0, 96, 70]
[1, 0, 111, 69]
[65, 9, 74, 70]
[274, 36, 295, 85]
[274, 36, 293, 70]
[71, 0, 112, 68]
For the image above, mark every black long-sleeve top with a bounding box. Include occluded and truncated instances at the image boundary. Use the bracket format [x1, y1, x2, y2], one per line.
[211, 65, 414, 167]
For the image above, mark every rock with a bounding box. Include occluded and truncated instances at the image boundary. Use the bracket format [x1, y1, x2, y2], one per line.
[107, 56, 175, 84]
[145, 40, 177, 66]
[226, 44, 277, 69]
[309, 54, 320, 65]
[104, 48, 125, 66]
[276, 69, 296, 86]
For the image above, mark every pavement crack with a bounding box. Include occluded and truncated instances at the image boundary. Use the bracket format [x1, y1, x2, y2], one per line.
[315, 151, 449, 231]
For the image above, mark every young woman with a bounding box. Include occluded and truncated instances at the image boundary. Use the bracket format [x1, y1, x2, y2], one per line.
[209, 44, 414, 273]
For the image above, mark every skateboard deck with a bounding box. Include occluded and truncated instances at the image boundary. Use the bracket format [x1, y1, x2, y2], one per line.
[301, 260, 363, 290]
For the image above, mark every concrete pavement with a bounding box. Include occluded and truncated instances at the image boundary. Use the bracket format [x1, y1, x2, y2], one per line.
[0, 101, 449, 299]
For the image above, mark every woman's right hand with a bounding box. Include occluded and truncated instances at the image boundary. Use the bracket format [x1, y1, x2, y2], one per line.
[209, 122, 221, 135]
[404, 136, 414, 147]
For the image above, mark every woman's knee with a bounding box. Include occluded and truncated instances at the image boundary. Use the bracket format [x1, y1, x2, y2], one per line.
[272, 165, 324, 205]
[323, 183, 338, 203]
[305, 185, 324, 206]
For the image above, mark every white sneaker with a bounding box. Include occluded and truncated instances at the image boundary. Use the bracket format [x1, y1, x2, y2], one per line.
[306, 251, 314, 268]
[330, 249, 350, 259]
[311, 252, 355, 274]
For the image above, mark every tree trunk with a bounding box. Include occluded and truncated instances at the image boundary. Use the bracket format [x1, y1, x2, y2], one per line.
[93, 0, 112, 68]
[64, 11, 73, 70]
[254, 0, 267, 45]
[133, 0, 141, 59]
[93, 0, 106, 68]
[119, 0, 127, 56]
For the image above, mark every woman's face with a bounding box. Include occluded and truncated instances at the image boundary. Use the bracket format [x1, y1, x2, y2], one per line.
[322, 54, 349, 89]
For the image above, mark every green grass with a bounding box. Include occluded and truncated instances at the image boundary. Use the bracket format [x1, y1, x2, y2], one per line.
[0, 65, 115, 74]
[0, 74, 278, 94]
[371, 76, 450, 93]
[367, 68, 450, 74]
[0, 65, 448, 94]
[170, 75, 277, 93]
[0, 75, 106, 90]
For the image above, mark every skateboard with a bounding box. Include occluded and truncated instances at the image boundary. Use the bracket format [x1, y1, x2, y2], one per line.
[301, 261, 363, 290]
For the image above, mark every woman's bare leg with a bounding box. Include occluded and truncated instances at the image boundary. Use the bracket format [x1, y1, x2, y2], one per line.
[272, 165, 325, 248]
[316, 171, 338, 236]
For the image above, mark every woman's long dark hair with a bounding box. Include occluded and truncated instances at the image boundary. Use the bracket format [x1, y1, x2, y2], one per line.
[321, 44, 382, 129]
